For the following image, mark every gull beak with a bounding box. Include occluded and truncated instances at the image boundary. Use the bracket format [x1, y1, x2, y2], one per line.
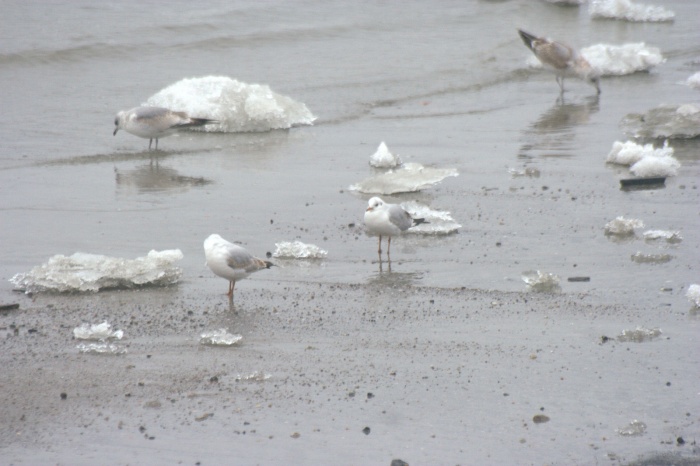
[366, 207, 373, 212]
[113, 127, 119, 136]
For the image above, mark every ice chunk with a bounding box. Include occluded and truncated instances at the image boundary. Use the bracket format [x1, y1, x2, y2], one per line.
[686, 72, 700, 90]
[509, 167, 540, 178]
[273, 241, 328, 259]
[617, 327, 661, 342]
[522, 271, 561, 292]
[146, 76, 315, 133]
[630, 252, 672, 264]
[369, 141, 402, 169]
[686, 284, 700, 308]
[200, 329, 243, 346]
[604, 216, 643, 236]
[77, 343, 127, 355]
[349, 163, 458, 194]
[617, 420, 647, 436]
[620, 104, 700, 139]
[582, 43, 664, 76]
[10, 249, 183, 294]
[399, 201, 461, 235]
[73, 322, 124, 341]
[630, 155, 680, 177]
[642, 230, 682, 243]
[606, 140, 673, 166]
[589, 0, 674, 22]
[235, 371, 271, 382]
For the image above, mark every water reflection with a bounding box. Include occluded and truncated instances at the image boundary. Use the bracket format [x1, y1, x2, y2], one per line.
[519, 95, 599, 158]
[115, 163, 212, 194]
[367, 264, 422, 287]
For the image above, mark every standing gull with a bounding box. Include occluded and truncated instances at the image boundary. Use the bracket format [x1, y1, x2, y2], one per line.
[203, 234, 273, 300]
[518, 29, 601, 95]
[113, 106, 218, 150]
[364, 197, 427, 259]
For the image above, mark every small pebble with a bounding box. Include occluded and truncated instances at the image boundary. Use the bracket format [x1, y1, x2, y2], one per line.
[60, 392, 67, 400]
[363, 426, 371, 435]
[533, 414, 550, 424]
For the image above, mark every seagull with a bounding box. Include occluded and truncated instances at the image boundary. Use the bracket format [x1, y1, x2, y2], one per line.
[518, 29, 600, 95]
[113, 106, 218, 150]
[364, 197, 427, 258]
[203, 234, 273, 300]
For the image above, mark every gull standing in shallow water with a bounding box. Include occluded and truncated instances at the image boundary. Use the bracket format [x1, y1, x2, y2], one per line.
[518, 29, 601, 95]
[203, 234, 274, 300]
[364, 197, 427, 259]
[113, 106, 218, 150]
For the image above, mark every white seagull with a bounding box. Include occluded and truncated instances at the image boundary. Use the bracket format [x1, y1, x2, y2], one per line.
[364, 196, 427, 258]
[113, 106, 218, 150]
[203, 234, 273, 299]
[518, 29, 600, 95]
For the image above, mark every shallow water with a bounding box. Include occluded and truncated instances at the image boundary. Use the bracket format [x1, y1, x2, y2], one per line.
[1, 1, 699, 464]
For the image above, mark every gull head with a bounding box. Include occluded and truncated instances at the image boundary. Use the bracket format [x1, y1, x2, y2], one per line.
[583, 66, 602, 95]
[113, 110, 126, 136]
[366, 196, 385, 212]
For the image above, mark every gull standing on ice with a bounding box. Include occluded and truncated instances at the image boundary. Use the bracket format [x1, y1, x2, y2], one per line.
[203, 234, 273, 300]
[364, 197, 427, 259]
[113, 106, 218, 150]
[518, 29, 601, 95]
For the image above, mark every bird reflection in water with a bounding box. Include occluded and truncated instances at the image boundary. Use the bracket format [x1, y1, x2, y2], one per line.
[519, 95, 599, 159]
[115, 163, 212, 194]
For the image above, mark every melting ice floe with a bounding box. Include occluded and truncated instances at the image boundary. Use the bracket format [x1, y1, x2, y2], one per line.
[581, 43, 663, 76]
[620, 104, 700, 139]
[687, 72, 700, 90]
[77, 343, 127, 355]
[369, 142, 402, 169]
[630, 252, 672, 264]
[617, 327, 661, 342]
[629, 156, 680, 177]
[10, 249, 183, 294]
[509, 167, 540, 178]
[350, 163, 458, 195]
[589, 0, 674, 22]
[399, 201, 461, 235]
[687, 284, 700, 308]
[642, 230, 682, 243]
[617, 420, 647, 436]
[606, 140, 680, 177]
[521, 271, 561, 292]
[526, 43, 663, 76]
[74, 321, 126, 355]
[606, 140, 672, 166]
[145, 76, 316, 133]
[273, 241, 328, 259]
[200, 329, 242, 346]
[73, 322, 124, 340]
[604, 216, 644, 236]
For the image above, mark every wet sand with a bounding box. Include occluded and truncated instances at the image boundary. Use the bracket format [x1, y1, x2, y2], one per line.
[1, 280, 698, 465]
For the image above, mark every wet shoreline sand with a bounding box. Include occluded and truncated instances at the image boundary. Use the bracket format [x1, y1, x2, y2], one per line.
[2, 280, 697, 465]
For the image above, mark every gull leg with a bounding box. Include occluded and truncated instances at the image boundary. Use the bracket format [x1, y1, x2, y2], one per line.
[387, 236, 392, 260]
[377, 235, 382, 255]
[155, 138, 159, 151]
[556, 76, 565, 94]
[148, 138, 153, 151]
[227, 280, 235, 297]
